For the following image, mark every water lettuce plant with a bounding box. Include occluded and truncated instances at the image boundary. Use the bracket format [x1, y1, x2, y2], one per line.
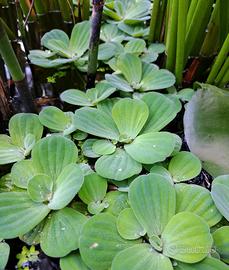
[0, 136, 86, 257]
[105, 53, 175, 92]
[0, 113, 43, 165]
[74, 93, 180, 180]
[28, 21, 90, 71]
[39, 106, 77, 135]
[103, 0, 151, 27]
[79, 173, 220, 270]
[60, 81, 116, 107]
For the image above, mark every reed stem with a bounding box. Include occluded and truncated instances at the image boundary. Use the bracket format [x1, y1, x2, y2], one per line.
[207, 34, 229, 84]
[175, 0, 188, 85]
[0, 20, 35, 112]
[87, 0, 104, 89]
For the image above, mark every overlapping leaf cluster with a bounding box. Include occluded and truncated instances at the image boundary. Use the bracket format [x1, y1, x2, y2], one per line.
[0, 6, 229, 270]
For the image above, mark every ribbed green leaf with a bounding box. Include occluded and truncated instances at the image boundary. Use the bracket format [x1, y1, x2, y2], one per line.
[168, 151, 202, 182]
[61, 89, 92, 106]
[78, 172, 107, 205]
[32, 136, 78, 180]
[117, 53, 142, 84]
[141, 69, 176, 91]
[47, 39, 70, 57]
[39, 107, 76, 135]
[162, 212, 213, 263]
[149, 165, 173, 184]
[11, 160, 38, 189]
[48, 164, 84, 210]
[86, 81, 116, 104]
[0, 192, 50, 239]
[69, 21, 90, 56]
[175, 257, 229, 270]
[41, 29, 69, 50]
[82, 139, 101, 158]
[125, 132, 175, 164]
[124, 39, 146, 54]
[28, 174, 53, 203]
[97, 98, 119, 116]
[74, 107, 119, 140]
[40, 208, 87, 257]
[95, 149, 142, 181]
[100, 24, 126, 43]
[176, 184, 222, 227]
[129, 174, 176, 236]
[20, 221, 45, 245]
[60, 252, 90, 270]
[0, 242, 10, 270]
[111, 244, 173, 270]
[141, 92, 180, 133]
[9, 113, 43, 147]
[92, 139, 116, 155]
[211, 175, 229, 221]
[105, 74, 134, 92]
[117, 208, 146, 240]
[112, 99, 149, 141]
[79, 213, 136, 270]
[213, 226, 229, 263]
[0, 135, 24, 164]
[103, 191, 129, 216]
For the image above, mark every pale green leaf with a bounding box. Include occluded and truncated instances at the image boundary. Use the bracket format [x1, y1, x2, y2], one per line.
[141, 69, 176, 91]
[28, 174, 53, 203]
[175, 257, 229, 270]
[213, 226, 229, 263]
[124, 39, 146, 55]
[40, 208, 87, 257]
[0, 192, 50, 239]
[39, 106, 75, 133]
[141, 92, 180, 133]
[105, 74, 133, 92]
[211, 175, 229, 221]
[69, 21, 90, 56]
[32, 136, 78, 179]
[86, 81, 116, 104]
[103, 191, 129, 216]
[168, 151, 202, 182]
[125, 132, 175, 164]
[111, 244, 173, 270]
[48, 164, 84, 210]
[79, 213, 136, 270]
[112, 98, 149, 141]
[78, 172, 107, 205]
[176, 184, 222, 227]
[117, 208, 146, 240]
[60, 90, 92, 106]
[117, 53, 142, 85]
[0, 242, 10, 270]
[92, 139, 116, 155]
[162, 212, 213, 263]
[74, 107, 119, 140]
[11, 160, 38, 189]
[82, 139, 101, 158]
[41, 29, 69, 50]
[95, 149, 142, 181]
[129, 173, 176, 236]
[9, 113, 43, 147]
[0, 141, 24, 165]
